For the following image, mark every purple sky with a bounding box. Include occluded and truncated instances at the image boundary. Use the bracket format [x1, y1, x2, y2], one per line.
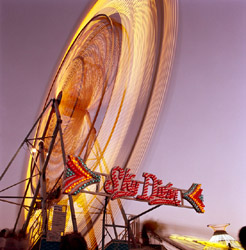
[0, 0, 245, 241]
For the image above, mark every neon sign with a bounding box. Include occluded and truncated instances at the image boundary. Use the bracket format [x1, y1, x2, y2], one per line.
[104, 167, 181, 206]
[63, 155, 101, 195]
[62, 156, 205, 213]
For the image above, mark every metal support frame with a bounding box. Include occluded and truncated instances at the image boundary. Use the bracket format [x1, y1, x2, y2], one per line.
[10, 98, 56, 232]
[21, 99, 60, 233]
[0, 99, 53, 181]
[101, 198, 137, 250]
[24, 120, 60, 233]
[8, 91, 79, 238]
[14, 158, 40, 232]
[53, 94, 78, 233]
[100, 199, 163, 249]
[117, 200, 137, 248]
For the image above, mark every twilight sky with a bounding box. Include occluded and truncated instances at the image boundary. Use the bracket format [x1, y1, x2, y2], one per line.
[0, 0, 245, 241]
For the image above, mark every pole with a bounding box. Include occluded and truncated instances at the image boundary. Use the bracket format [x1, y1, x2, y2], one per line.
[53, 93, 78, 233]
[128, 205, 161, 223]
[102, 197, 108, 250]
[22, 180, 41, 233]
[68, 195, 78, 233]
[39, 141, 48, 235]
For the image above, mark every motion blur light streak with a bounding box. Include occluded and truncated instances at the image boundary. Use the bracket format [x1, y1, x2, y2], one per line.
[25, 0, 178, 248]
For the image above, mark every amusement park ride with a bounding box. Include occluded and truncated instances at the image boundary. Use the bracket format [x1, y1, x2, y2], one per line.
[0, 0, 243, 249]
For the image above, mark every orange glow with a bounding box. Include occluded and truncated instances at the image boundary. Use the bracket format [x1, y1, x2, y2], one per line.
[25, 0, 178, 248]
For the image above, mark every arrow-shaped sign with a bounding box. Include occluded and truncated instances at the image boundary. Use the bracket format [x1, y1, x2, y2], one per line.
[182, 183, 205, 213]
[62, 155, 101, 195]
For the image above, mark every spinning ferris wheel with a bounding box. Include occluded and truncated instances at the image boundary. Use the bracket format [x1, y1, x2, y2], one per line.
[1, 0, 179, 249]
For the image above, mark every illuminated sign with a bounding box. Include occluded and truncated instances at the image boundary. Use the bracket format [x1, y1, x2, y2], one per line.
[62, 156, 205, 213]
[104, 167, 181, 206]
[63, 155, 101, 195]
